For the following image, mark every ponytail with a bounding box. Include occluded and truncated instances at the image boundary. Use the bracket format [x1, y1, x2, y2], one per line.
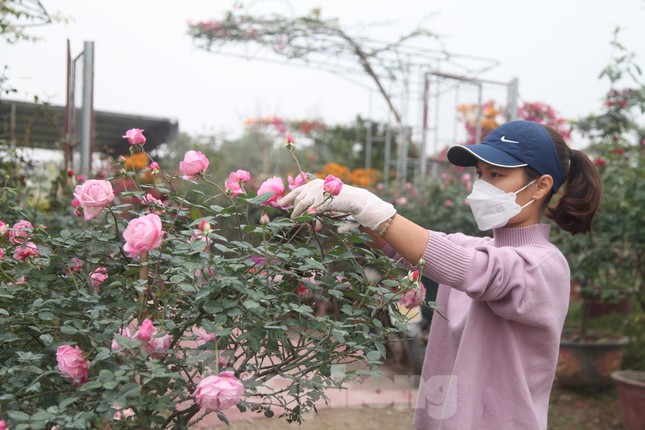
[542, 126, 602, 235]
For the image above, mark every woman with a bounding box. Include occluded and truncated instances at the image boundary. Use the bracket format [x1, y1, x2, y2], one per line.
[279, 120, 601, 430]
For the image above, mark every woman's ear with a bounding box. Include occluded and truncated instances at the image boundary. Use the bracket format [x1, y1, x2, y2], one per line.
[534, 175, 554, 200]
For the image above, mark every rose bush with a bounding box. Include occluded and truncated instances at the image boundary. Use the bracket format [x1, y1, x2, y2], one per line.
[0, 133, 430, 429]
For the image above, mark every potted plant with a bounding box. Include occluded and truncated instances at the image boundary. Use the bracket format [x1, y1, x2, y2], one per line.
[554, 30, 644, 391]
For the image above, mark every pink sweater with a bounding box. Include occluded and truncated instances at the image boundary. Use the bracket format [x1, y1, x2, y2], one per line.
[387, 224, 570, 430]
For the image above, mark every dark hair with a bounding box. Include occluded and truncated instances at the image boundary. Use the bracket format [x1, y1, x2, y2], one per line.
[524, 125, 602, 235]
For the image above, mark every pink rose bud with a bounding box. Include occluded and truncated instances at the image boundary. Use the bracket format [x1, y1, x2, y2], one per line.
[194, 371, 245, 411]
[285, 133, 295, 150]
[0, 248, 4, 260]
[256, 177, 285, 208]
[0, 420, 6, 430]
[259, 213, 270, 225]
[179, 150, 210, 179]
[9, 220, 33, 244]
[77, 174, 86, 182]
[72, 198, 81, 208]
[122, 213, 164, 258]
[323, 174, 343, 196]
[136, 319, 155, 341]
[123, 128, 147, 145]
[407, 269, 420, 283]
[0, 221, 8, 236]
[200, 220, 212, 232]
[149, 161, 160, 172]
[56, 345, 90, 385]
[73, 180, 115, 221]
[67, 169, 75, 177]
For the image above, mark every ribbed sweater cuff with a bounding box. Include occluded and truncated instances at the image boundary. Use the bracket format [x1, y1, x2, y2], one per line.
[423, 231, 472, 287]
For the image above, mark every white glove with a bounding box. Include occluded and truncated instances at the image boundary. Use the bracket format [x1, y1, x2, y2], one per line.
[278, 179, 396, 231]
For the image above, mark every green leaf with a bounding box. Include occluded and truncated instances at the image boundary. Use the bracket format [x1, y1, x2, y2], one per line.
[247, 192, 275, 204]
[60, 325, 78, 335]
[8, 410, 31, 421]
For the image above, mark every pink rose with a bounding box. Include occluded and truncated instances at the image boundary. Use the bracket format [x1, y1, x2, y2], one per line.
[113, 407, 136, 421]
[123, 128, 146, 145]
[179, 150, 209, 179]
[224, 172, 245, 196]
[288, 172, 308, 190]
[142, 193, 164, 208]
[123, 213, 164, 258]
[136, 319, 155, 341]
[285, 133, 295, 150]
[0, 248, 4, 260]
[0, 420, 6, 430]
[259, 213, 270, 225]
[0, 221, 8, 236]
[399, 282, 427, 308]
[9, 220, 33, 244]
[64, 257, 83, 275]
[256, 176, 285, 207]
[90, 267, 108, 292]
[73, 180, 115, 220]
[194, 371, 244, 411]
[56, 345, 90, 385]
[233, 169, 251, 183]
[111, 327, 132, 353]
[143, 333, 171, 358]
[13, 242, 39, 261]
[149, 161, 160, 172]
[323, 174, 343, 196]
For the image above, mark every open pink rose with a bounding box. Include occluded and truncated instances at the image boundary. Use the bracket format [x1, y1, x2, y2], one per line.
[399, 282, 427, 308]
[90, 267, 108, 292]
[288, 172, 308, 190]
[56, 345, 90, 385]
[179, 150, 209, 180]
[123, 128, 146, 145]
[13, 242, 40, 261]
[235, 169, 251, 182]
[256, 177, 285, 207]
[123, 213, 164, 258]
[9, 220, 33, 244]
[73, 180, 115, 220]
[194, 371, 244, 411]
[224, 172, 245, 196]
[143, 333, 171, 358]
[323, 174, 343, 196]
[136, 319, 154, 341]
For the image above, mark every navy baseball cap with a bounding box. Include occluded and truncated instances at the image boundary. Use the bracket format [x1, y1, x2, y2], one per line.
[447, 120, 566, 192]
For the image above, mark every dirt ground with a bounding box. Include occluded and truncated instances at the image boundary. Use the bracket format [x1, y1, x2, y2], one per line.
[207, 383, 622, 430]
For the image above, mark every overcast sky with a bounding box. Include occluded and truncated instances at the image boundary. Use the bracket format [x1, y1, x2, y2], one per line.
[3, 0, 645, 146]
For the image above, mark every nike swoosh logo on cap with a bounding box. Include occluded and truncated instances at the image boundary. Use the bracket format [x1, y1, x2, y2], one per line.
[500, 136, 520, 143]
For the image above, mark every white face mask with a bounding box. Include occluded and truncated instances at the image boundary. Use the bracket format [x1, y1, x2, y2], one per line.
[466, 179, 536, 231]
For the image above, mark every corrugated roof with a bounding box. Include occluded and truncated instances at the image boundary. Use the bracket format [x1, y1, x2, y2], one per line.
[0, 99, 179, 157]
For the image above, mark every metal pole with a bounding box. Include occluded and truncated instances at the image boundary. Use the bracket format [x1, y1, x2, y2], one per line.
[419, 72, 429, 182]
[80, 41, 94, 176]
[507, 77, 519, 120]
[475, 83, 483, 144]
